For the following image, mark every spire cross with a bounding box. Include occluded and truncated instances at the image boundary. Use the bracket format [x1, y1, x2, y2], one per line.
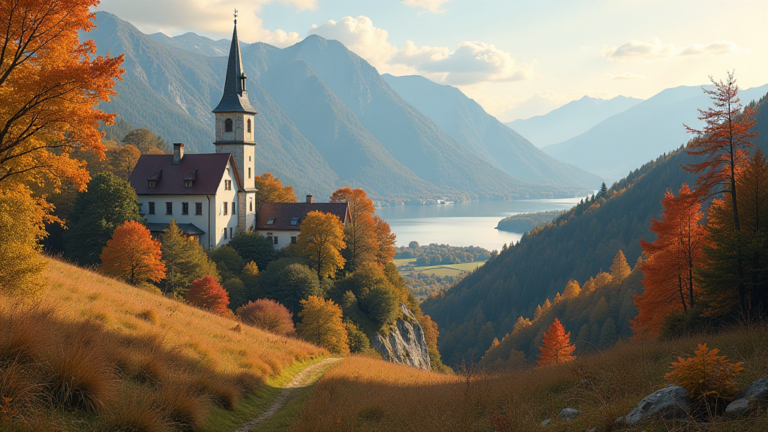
[234, 9, 238, 24]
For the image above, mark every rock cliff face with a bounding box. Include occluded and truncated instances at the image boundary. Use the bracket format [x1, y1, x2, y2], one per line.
[371, 304, 432, 371]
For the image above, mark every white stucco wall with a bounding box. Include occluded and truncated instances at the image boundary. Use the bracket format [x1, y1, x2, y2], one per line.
[255, 230, 300, 250]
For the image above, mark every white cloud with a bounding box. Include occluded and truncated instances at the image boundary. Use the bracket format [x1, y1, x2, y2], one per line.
[601, 72, 650, 81]
[98, 0, 308, 47]
[309, 16, 398, 68]
[401, 0, 449, 14]
[309, 16, 535, 86]
[602, 38, 744, 62]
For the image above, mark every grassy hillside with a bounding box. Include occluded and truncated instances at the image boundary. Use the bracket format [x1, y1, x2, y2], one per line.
[289, 326, 768, 431]
[0, 258, 325, 431]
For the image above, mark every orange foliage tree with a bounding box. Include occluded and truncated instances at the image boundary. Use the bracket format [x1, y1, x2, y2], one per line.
[684, 72, 758, 312]
[665, 343, 744, 403]
[253, 173, 296, 210]
[633, 184, 706, 339]
[296, 210, 346, 278]
[330, 187, 396, 270]
[187, 276, 230, 315]
[0, 0, 124, 190]
[100, 221, 165, 286]
[537, 318, 576, 366]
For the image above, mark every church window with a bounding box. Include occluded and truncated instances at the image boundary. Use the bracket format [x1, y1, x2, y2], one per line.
[195, 203, 202, 215]
[225, 118, 233, 132]
[148, 202, 155, 215]
[247, 119, 251, 133]
[182, 202, 189, 215]
[248, 168, 251, 179]
[223, 202, 228, 215]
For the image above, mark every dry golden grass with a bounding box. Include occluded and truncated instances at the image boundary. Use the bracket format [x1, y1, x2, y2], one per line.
[0, 258, 326, 430]
[292, 325, 768, 431]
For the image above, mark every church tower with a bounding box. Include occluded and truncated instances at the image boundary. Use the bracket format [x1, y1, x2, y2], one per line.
[213, 12, 257, 190]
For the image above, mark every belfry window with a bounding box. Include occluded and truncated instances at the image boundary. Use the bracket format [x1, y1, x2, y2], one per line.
[225, 118, 233, 132]
[247, 119, 251, 133]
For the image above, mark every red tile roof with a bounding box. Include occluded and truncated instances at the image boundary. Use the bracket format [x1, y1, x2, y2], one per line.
[255, 202, 350, 231]
[129, 153, 241, 195]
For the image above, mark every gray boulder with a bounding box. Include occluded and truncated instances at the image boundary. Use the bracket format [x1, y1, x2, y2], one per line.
[624, 386, 690, 425]
[370, 304, 432, 371]
[558, 408, 580, 421]
[539, 418, 551, 426]
[726, 377, 768, 416]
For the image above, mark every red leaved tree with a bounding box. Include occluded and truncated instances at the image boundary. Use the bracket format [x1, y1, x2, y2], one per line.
[684, 72, 758, 312]
[187, 276, 230, 315]
[237, 299, 295, 336]
[100, 221, 165, 285]
[632, 184, 707, 339]
[537, 318, 576, 366]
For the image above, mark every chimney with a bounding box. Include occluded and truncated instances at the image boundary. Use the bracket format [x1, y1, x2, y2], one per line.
[306, 194, 314, 204]
[173, 143, 184, 164]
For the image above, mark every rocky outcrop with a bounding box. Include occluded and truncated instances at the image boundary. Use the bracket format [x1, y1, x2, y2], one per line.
[619, 386, 690, 425]
[726, 376, 768, 416]
[371, 304, 432, 371]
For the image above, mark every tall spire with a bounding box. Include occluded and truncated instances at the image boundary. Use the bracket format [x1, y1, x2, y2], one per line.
[213, 12, 256, 114]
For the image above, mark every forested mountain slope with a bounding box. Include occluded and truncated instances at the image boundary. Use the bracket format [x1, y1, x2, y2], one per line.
[544, 84, 768, 180]
[506, 95, 641, 148]
[89, 12, 586, 201]
[423, 92, 768, 366]
[383, 74, 602, 189]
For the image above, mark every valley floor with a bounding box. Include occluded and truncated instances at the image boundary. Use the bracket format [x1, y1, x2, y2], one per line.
[288, 325, 768, 431]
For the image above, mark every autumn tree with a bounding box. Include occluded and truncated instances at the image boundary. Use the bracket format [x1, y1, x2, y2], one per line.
[297, 296, 349, 355]
[187, 276, 230, 315]
[64, 173, 141, 265]
[0, 187, 49, 297]
[610, 250, 631, 281]
[78, 141, 141, 180]
[330, 187, 396, 270]
[537, 318, 576, 366]
[684, 72, 758, 312]
[633, 184, 706, 338]
[237, 299, 295, 336]
[229, 231, 276, 272]
[160, 221, 219, 297]
[253, 173, 296, 210]
[258, 261, 322, 316]
[100, 221, 165, 286]
[562, 280, 582, 299]
[297, 211, 346, 278]
[0, 0, 123, 189]
[121, 129, 168, 154]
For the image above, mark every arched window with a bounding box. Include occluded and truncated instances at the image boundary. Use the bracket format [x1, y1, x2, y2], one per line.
[247, 119, 251, 133]
[224, 118, 233, 132]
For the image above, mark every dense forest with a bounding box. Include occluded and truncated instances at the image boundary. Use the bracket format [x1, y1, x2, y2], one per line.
[424, 91, 768, 366]
[496, 210, 564, 233]
[395, 242, 490, 264]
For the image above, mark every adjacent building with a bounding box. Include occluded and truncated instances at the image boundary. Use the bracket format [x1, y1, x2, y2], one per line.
[128, 17, 348, 249]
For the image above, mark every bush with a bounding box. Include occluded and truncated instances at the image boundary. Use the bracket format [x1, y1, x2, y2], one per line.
[345, 321, 370, 353]
[258, 260, 321, 315]
[229, 231, 276, 272]
[187, 276, 230, 315]
[208, 246, 244, 282]
[223, 278, 248, 311]
[237, 299, 295, 337]
[360, 285, 400, 331]
[665, 343, 744, 407]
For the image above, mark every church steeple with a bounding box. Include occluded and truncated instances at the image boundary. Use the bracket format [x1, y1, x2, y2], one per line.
[213, 12, 256, 115]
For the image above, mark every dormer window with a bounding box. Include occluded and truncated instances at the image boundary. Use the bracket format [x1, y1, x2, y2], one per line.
[183, 169, 197, 188]
[225, 118, 233, 132]
[290, 217, 299, 226]
[266, 217, 275, 225]
[148, 180, 156, 188]
[146, 169, 162, 188]
[185, 180, 193, 188]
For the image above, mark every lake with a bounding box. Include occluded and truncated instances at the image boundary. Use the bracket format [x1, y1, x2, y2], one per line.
[376, 197, 588, 252]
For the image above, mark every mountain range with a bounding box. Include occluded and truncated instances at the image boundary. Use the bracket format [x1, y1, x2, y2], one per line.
[89, 12, 597, 202]
[506, 96, 642, 148]
[542, 84, 768, 180]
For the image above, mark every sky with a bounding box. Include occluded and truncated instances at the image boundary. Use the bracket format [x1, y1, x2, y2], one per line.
[97, 0, 768, 121]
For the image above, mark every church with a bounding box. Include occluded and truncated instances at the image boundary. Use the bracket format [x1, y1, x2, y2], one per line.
[128, 17, 349, 250]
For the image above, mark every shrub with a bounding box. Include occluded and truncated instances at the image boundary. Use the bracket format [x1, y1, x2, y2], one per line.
[229, 231, 276, 272]
[137, 309, 158, 325]
[47, 339, 118, 413]
[345, 321, 370, 353]
[297, 296, 349, 355]
[101, 388, 170, 432]
[223, 278, 248, 310]
[187, 276, 230, 315]
[237, 299, 295, 337]
[665, 343, 744, 404]
[154, 380, 209, 428]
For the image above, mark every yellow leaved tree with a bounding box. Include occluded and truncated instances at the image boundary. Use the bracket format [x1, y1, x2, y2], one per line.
[297, 296, 349, 355]
[297, 211, 346, 278]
